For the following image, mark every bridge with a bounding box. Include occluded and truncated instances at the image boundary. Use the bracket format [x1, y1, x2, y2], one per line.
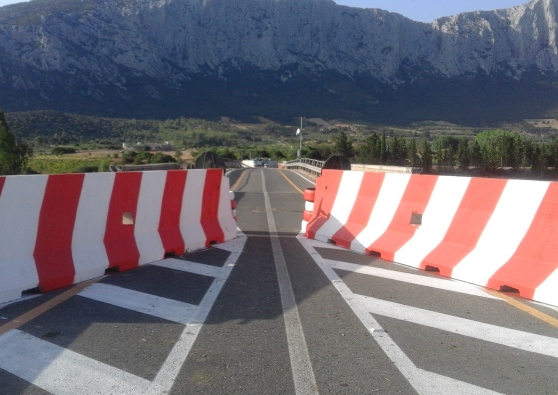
[0, 166, 557, 394]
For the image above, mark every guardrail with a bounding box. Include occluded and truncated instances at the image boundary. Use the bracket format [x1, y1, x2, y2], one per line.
[282, 158, 324, 176]
[282, 159, 421, 177]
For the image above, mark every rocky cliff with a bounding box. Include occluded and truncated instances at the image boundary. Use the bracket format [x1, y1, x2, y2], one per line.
[1, 0, 558, 123]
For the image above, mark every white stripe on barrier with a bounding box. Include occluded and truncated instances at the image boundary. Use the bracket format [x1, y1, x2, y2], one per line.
[218, 175, 237, 241]
[0, 176, 47, 301]
[451, 180, 549, 286]
[313, 171, 363, 243]
[351, 173, 411, 253]
[135, 171, 166, 265]
[533, 268, 558, 307]
[72, 173, 114, 283]
[180, 170, 206, 251]
[394, 176, 471, 268]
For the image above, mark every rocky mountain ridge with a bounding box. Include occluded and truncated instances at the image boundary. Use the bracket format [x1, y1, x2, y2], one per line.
[1, 0, 558, 124]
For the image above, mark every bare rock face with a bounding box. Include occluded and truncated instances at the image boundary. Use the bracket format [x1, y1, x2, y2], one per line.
[0, 0, 557, 122]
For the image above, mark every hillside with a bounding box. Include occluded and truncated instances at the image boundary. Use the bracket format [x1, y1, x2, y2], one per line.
[1, 0, 558, 123]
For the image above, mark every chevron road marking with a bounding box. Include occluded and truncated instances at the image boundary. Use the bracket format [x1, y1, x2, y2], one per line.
[325, 259, 500, 300]
[0, 329, 149, 395]
[78, 283, 198, 325]
[297, 236, 557, 395]
[0, 234, 247, 395]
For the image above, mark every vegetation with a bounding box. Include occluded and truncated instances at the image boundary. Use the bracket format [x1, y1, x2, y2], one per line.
[0, 110, 33, 175]
[7, 109, 558, 180]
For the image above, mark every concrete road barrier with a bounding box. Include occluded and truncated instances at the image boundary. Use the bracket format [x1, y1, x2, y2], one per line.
[0, 169, 237, 305]
[305, 169, 558, 307]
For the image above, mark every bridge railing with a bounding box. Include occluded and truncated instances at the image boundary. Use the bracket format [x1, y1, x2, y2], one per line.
[282, 158, 422, 176]
[282, 158, 324, 176]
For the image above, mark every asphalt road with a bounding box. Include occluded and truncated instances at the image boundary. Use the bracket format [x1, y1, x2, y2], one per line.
[1, 167, 558, 395]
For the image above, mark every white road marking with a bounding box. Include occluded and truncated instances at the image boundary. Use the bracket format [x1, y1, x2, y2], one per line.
[146, 234, 247, 394]
[0, 329, 149, 395]
[78, 283, 197, 325]
[262, 170, 319, 395]
[325, 259, 499, 299]
[150, 258, 223, 278]
[354, 293, 558, 358]
[299, 237, 505, 395]
[0, 228, 246, 395]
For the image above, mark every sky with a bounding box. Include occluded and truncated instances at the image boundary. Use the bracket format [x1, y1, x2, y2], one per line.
[0, 0, 531, 23]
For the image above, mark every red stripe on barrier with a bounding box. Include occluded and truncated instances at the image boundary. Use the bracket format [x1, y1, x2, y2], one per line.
[0, 177, 5, 195]
[159, 170, 187, 255]
[366, 175, 438, 261]
[104, 172, 142, 271]
[330, 172, 385, 249]
[33, 174, 84, 291]
[306, 170, 345, 239]
[420, 178, 507, 276]
[200, 169, 225, 246]
[487, 182, 558, 299]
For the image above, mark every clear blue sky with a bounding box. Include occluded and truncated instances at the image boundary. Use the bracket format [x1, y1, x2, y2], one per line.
[334, 1, 530, 22]
[0, 0, 530, 23]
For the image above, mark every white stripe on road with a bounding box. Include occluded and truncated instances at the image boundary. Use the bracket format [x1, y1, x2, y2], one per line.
[262, 170, 319, 395]
[0, 329, 149, 395]
[325, 259, 499, 300]
[299, 237, 504, 395]
[78, 283, 196, 324]
[354, 293, 558, 358]
[150, 258, 223, 278]
[146, 234, 247, 394]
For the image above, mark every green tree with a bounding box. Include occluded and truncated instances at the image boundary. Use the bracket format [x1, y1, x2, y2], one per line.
[333, 131, 354, 159]
[407, 137, 419, 168]
[0, 111, 33, 175]
[456, 138, 471, 171]
[356, 133, 381, 164]
[470, 140, 483, 169]
[475, 130, 523, 171]
[380, 130, 387, 164]
[390, 135, 407, 166]
[420, 138, 432, 173]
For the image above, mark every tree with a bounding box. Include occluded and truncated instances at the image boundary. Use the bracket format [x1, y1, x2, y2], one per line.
[0, 111, 33, 175]
[356, 133, 381, 164]
[407, 137, 419, 168]
[456, 138, 471, 171]
[420, 138, 432, 173]
[380, 130, 387, 164]
[390, 135, 407, 166]
[333, 131, 354, 159]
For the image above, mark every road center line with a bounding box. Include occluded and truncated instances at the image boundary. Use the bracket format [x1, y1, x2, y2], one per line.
[486, 289, 558, 329]
[0, 277, 102, 337]
[261, 169, 319, 395]
[277, 170, 305, 194]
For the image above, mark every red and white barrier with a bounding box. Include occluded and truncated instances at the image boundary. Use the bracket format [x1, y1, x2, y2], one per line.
[0, 169, 237, 305]
[306, 170, 558, 308]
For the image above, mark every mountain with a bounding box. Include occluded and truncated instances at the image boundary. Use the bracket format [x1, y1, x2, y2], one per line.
[1, 0, 558, 124]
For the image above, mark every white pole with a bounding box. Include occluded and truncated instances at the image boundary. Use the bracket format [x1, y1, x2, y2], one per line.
[299, 117, 303, 158]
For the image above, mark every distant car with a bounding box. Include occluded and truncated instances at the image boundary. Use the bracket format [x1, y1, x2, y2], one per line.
[263, 158, 270, 166]
[253, 158, 263, 167]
